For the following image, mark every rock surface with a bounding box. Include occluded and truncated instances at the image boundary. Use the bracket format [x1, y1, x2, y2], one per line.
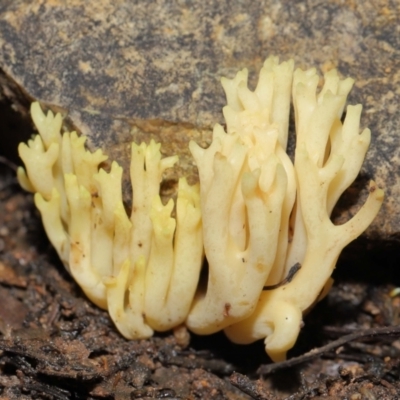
[0, 0, 399, 238]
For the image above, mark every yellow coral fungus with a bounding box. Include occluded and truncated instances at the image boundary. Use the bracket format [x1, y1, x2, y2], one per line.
[18, 56, 383, 361]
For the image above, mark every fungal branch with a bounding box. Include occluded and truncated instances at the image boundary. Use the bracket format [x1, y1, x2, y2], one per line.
[224, 64, 383, 362]
[186, 58, 296, 334]
[18, 104, 203, 339]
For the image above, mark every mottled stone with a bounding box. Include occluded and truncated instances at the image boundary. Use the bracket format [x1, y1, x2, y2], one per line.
[0, 0, 399, 238]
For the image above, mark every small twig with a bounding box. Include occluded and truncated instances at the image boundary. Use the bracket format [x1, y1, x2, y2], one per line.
[258, 325, 400, 375]
[0, 156, 20, 193]
[230, 372, 271, 400]
[263, 263, 301, 290]
[164, 354, 235, 375]
[0, 156, 18, 172]
[159, 346, 235, 375]
[323, 325, 361, 337]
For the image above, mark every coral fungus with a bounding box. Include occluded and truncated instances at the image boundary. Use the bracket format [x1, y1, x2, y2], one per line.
[18, 57, 383, 361]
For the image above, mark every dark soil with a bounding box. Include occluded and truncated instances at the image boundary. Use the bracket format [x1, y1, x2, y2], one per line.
[1, 127, 400, 399]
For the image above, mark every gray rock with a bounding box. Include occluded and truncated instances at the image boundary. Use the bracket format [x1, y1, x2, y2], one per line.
[0, 0, 398, 238]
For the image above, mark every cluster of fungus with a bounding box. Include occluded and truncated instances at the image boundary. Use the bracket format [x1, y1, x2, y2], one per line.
[18, 57, 384, 361]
